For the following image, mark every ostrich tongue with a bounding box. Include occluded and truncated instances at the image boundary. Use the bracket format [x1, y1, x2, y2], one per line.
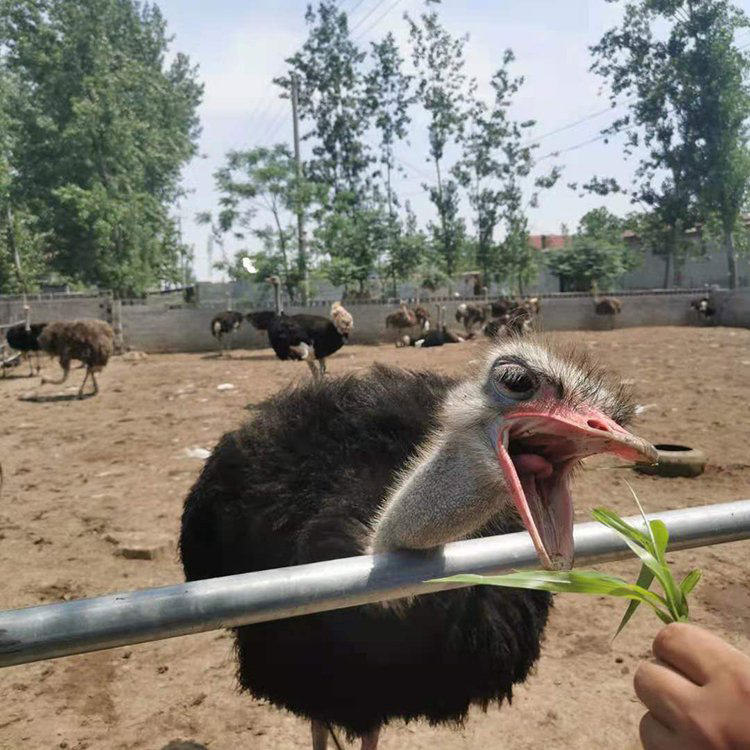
[495, 406, 658, 571]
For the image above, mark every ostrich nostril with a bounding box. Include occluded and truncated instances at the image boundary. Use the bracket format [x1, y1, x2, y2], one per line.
[587, 418, 611, 432]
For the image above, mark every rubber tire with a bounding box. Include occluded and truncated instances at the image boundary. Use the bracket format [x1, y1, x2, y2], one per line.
[636, 444, 707, 478]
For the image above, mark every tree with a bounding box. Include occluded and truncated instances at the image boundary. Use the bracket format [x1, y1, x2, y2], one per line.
[546, 207, 640, 291]
[454, 51, 559, 290]
[278, 2, 371, 198]
[681, 0, 750, 288]
[406, 4, 470, 279]
[204, 145, 326, 301]
[589, 0, 750, 289]
[1, 0, 202, 296]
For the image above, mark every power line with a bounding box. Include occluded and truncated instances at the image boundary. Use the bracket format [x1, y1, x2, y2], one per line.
[353, 0, 405, 41]
[350, 0, 392, 35]
[521, 102, 629, 149]
[536, 125, 631, 162]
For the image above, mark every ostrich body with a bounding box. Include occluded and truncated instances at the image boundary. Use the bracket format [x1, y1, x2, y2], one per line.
[211, 311, 244, 355]
[38, 319, 114, 397]
[594, 296, 622, 329]
[180, 339, 655, 749]
[455, 302, 486, 336]
[405, 306, 464, 347]
[5, 322, 47, 375]
[385, 304, 427, 346]
[690, 296, 715, 322]
[248, 311, 347, 378]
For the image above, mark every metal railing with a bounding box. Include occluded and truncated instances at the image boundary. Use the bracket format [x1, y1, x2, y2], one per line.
[0, 499, 748, 669]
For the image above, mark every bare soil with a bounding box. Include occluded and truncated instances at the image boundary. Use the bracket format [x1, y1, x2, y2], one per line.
[0, 327, 749, 750]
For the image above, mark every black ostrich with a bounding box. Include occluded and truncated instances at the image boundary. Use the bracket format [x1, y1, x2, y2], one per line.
[210, 311, 244, 356]
[5, 322, 47, 375]
[180, 338, 655, 750]
[404, 306, 464, 347]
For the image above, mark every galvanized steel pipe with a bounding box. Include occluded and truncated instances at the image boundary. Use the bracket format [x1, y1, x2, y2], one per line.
[1, 499, 749, 668]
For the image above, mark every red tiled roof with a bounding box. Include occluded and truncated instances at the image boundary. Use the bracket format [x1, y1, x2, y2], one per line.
[528, 234, 569, 250]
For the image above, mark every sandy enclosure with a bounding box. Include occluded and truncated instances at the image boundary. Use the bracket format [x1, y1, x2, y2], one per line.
[0, 327, 749, 750]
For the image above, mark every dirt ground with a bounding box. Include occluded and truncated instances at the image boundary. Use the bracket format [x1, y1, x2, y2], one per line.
[0, 326, 749, 750]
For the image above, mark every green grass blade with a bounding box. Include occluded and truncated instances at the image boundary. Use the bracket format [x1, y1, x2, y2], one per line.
[680, 569, 702, 597]
[614, 563, 656, 639]
[625, 481, 657, 555]
[430, 570, 672, 617]
[592, 507, 650, 548]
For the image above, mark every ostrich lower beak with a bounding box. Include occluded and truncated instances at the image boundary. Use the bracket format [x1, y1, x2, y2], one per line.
[495, 406, 657, 571]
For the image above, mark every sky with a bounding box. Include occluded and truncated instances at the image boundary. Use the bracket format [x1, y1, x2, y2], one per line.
[155, 0, 750, 281]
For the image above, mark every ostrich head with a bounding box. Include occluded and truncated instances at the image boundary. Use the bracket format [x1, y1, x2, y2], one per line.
[331, 301, 354, 339]
[369, 338, 656, 570]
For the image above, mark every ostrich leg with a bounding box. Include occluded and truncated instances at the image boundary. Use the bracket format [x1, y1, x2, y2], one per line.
[306, 359, 319, 379]
[311, 720, 328, 750]
[78, 368, 91, 399]
[90, 370, 99, 397]
[318, 358, 327, 376]
[361, 728, 379, 750]
[42, 357, 70, 386]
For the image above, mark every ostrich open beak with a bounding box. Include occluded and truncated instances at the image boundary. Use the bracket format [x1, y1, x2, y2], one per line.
[495, 406, 657, 571]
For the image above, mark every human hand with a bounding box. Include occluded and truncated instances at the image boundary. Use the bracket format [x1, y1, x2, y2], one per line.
[634, 622, 750, 749]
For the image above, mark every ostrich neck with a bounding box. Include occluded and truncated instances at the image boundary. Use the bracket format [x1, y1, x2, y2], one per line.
[369, 433, 500, 554]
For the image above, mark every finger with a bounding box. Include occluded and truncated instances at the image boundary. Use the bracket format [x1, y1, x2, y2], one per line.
[633, 661, 697, 730]
[653, 623, 742, 686]
[639, 712, 682, 750]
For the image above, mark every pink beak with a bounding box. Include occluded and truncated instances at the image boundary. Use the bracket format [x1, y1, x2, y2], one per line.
[495, 404, 657, 570]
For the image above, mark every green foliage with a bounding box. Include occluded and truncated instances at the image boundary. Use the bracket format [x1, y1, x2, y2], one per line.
[589, 0, 750, 288]
[1, 0, 202, 296]
[206, 145, 326, 301]
[279, 2, 371, 196]
[430, 490, 701, 637]
[546, 207, 640, 291]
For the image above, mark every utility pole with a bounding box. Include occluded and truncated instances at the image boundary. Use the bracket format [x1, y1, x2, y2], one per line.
[290, 73, 309, 305]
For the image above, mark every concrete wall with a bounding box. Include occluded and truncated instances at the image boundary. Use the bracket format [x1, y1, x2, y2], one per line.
[119, 290, 711, 353]
[0, 296, 110, 329]
[712, 288, 750, 328]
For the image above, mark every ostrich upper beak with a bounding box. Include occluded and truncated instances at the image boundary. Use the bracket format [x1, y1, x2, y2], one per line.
[495, 405, 657, 571]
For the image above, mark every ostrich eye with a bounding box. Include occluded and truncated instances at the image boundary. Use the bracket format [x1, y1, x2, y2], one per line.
[495, 366, 537, 400]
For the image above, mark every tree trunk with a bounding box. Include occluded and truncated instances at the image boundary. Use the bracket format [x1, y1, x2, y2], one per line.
[725, 225, 738, 289]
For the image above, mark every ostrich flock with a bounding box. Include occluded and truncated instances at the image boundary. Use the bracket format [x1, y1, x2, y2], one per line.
[0, 284, 718, 749]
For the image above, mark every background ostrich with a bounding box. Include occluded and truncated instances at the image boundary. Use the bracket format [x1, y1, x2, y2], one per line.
[5, 322, 47, 375]
[180, 339, 655, 750]
[385, 302, 429, 346]
[210, 311, 244, 355]
[403, 306, 464, 348]
[454, 302, 486, 336]
[593, 296, 622, 328]
[690, 295, 715, 323]
[38, 319, 114, 398]
[247, 280, 350, 378]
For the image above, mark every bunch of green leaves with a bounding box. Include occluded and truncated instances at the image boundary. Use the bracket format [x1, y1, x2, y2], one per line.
[431, 490, 701, 636]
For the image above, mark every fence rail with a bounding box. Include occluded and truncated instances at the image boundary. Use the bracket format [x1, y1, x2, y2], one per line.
[0, 499, 748, 669]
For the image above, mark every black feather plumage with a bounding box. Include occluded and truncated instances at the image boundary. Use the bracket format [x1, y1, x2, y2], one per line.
[180, 365, 550, 739]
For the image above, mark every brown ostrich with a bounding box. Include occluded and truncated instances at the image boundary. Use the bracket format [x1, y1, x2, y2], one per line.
[39, 319, 114, 398]
[593, 295, 622, 329]
[385, 304, 424, 346]
[454, 302, 486, 336]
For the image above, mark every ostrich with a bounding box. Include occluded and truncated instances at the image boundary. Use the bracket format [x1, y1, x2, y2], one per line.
[593, 296, 622, 329]
[5, 322, 47, 375]
[385, 304, 423, 346]
[38, 319, 114, 398]
[413, 305, 431, 333]
[403, 306, 464, 348]
[247, 280, 349, 378]
[210, 311, 244, 355]
[690, 296, 715, 323]
[180, 338, 656, 750]
[455, 302, 486, 336]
